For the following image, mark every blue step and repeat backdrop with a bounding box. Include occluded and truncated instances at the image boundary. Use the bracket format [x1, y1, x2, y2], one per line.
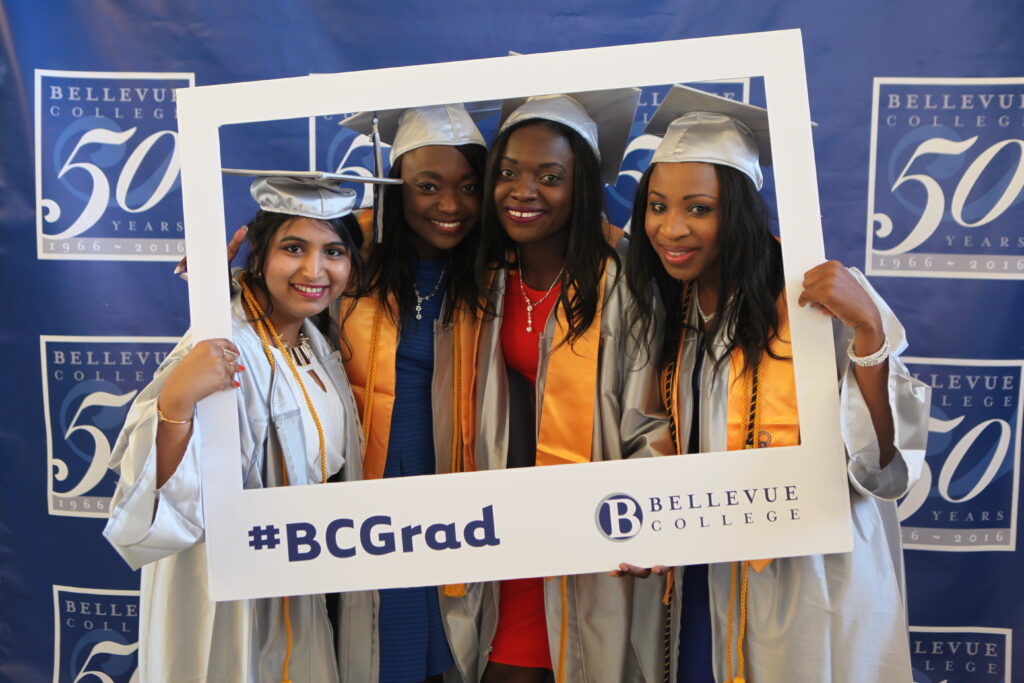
[2, 2, 1022, 681]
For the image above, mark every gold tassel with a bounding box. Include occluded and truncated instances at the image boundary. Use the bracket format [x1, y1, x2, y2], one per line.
[661, 569, 675, 606]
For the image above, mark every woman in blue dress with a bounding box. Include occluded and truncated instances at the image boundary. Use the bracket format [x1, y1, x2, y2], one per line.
[336, 103, 489, 683]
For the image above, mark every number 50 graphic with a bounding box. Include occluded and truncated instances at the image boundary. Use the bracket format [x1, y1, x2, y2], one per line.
[34, 70, 194, 261]
[873, 136, 1024, 255]
[40, 126, 181, 241]
[866, 78, 1024, 279]
[898, 358, 1023, 552]
[41, 336, 178, 518]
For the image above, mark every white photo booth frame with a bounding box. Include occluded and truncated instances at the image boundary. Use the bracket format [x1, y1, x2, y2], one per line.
[177, 29, 850, 602]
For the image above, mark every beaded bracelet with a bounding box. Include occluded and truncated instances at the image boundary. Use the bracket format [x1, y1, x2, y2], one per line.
[847, 334, 890, 367]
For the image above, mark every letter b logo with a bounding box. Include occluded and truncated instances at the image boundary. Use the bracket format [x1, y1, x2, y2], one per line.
[596, 493, 643, 541]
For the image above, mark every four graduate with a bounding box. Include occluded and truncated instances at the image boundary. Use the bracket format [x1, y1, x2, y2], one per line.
[104, 86, 930, 683]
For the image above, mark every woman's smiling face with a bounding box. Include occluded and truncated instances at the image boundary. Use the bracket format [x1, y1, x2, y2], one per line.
[261, 217, 353, 330]
[644, 161, 721, 285]
[399, 144, 481, 259]
[493, 122, 574, 248]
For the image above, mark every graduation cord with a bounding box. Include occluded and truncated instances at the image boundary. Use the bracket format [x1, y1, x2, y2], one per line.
[241, 275, 329, 482]
[659, 280, 762, 683]
[725, 365, 761, 683]
[658, 282, 693, 683]
[557, 575, 569, 683]
[241, 274, 329, 683]
[661, 585, 674, 683]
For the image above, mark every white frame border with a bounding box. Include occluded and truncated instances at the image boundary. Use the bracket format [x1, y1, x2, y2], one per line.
[177, 30, 850, 601]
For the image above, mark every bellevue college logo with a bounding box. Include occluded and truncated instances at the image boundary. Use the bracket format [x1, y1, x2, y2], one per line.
[53, 585, 140, 683]
[910, 625, 1011, 682]
[596, 493, 644, 541]
[899, 358, 1022, 551]
[35, 69, 194, 261]
[866, 77, 1024, 279]
[41, 336, 177, 517]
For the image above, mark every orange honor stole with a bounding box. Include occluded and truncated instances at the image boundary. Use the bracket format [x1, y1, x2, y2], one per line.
[343, 211, 478, 480]
[533, 224, 623, 468]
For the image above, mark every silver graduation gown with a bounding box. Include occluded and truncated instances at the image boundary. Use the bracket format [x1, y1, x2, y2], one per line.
[103, 296, 363, 683]
[463, 256, 674, 683]
[640, 269, 930, 683]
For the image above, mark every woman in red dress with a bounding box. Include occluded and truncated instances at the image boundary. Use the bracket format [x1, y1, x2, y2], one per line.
[472, 91, 672, 683]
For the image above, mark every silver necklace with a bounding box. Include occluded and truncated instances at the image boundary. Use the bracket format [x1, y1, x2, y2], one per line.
[694, 283, 734, 326]
[517, 259, 564, 334]
[414, 266, 446, 320]
[694, 286, 715, 325]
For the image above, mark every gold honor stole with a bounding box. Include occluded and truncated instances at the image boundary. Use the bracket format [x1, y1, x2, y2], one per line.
[666, 291, 799, 573]
[533, 269, 607, 468]
[344, 211, 479, 480]
[342, 292, 480, 480]
[534, 225, 621, 469]
[532, 244, 616, 683]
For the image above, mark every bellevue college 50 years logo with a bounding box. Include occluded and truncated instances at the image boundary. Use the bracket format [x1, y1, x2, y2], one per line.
[53, 585, 139, 683]
[35, 69, 194, 261]
[41, 335, 177, 517]
[867, 77, 1024, 279]
[899, 358, 1022, 552]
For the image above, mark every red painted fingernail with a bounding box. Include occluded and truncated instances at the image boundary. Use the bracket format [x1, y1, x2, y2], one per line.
[237, 365, 246, 371]
[233, 381, 241, 387]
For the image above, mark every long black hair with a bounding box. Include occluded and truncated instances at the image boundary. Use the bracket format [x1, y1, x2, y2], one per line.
[475, 118, 618, 347]
[244, 209, 364, 333]
[357, 143, 487, 325]
[625, 163, 784, 376]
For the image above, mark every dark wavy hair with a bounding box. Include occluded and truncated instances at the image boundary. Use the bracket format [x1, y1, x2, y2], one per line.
[244, 209, 364, 334]
[475, 119, 617, 347]
[356, 143, 488, 325]
[625, 163, 784, 376]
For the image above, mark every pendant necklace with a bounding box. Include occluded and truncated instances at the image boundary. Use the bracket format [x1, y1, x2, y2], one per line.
[286, 332, 312, 367]
[414, 265, 447, 320]
[517, 252, 564, 334]
[693, 282, 735, 327]
[694, 284, 715, 325]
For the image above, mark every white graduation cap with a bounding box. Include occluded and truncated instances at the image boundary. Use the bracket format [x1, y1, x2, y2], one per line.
[645, 84, 774, 190]
[222, 169, 400, 220]
[338, 102, 494, 163]
[498, 88, 641, 184]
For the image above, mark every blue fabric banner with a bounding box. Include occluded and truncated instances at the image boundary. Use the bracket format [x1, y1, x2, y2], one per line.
[2, 2, 1022, 681]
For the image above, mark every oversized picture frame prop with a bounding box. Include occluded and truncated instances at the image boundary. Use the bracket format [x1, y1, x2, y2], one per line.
[178, 29, 849, 602]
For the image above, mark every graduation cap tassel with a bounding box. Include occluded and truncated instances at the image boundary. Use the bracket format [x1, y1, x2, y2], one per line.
[370, 112, 385, 243]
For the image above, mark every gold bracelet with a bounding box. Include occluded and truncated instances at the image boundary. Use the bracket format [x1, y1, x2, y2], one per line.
[157, 407, 194, 424]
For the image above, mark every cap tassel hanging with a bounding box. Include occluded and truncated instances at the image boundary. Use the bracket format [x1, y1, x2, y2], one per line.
[370, 112, 385, 243]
